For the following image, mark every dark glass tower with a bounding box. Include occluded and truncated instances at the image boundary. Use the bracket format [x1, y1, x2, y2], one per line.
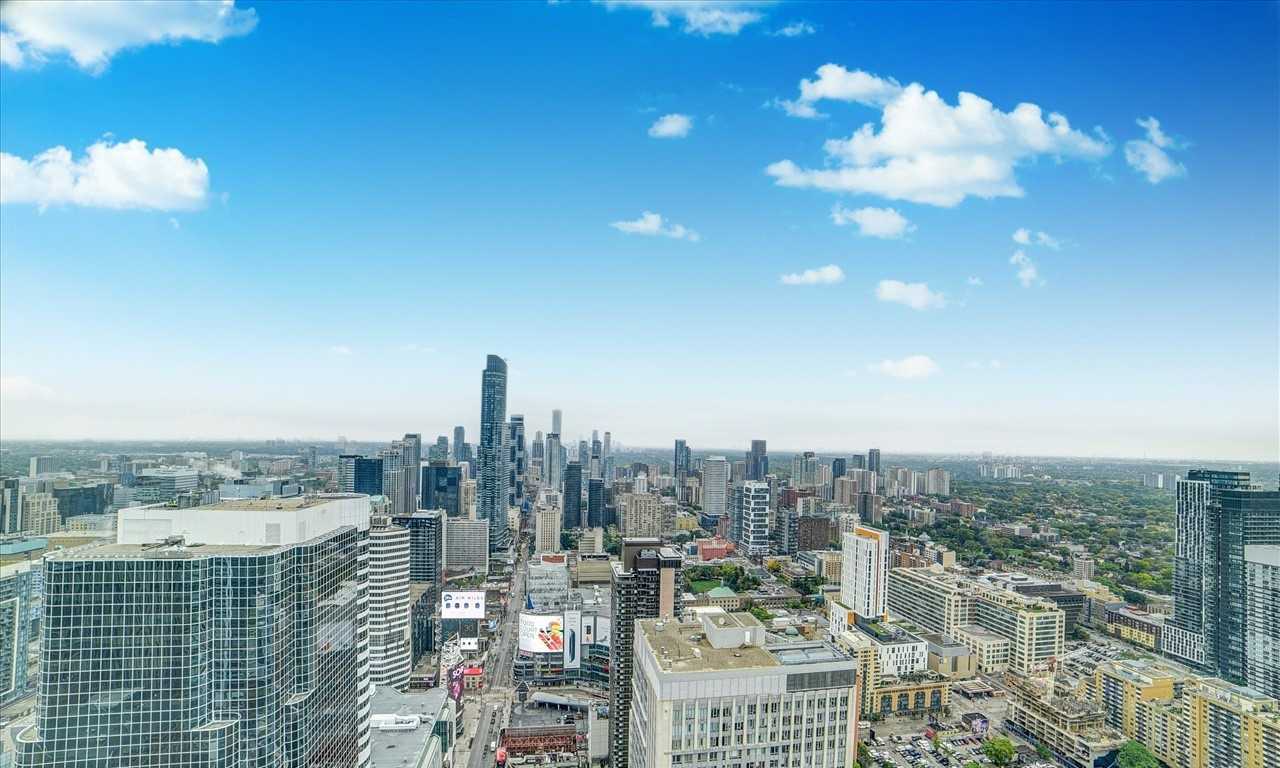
[479, 355, 510, 552]
[746, 439, 768, 481]
[452, 425, 466, 462]
[1209, 487, 1280, 696]
[831, 457, 847, 484]
[421, 462, 461, 516]
[562, 461, 583, 530]
[587, 477, 604, 528]
[867, 448, 881, 473]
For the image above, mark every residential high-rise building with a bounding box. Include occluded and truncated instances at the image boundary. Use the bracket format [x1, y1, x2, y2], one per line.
[379, 445, 406, 514]
[552, 408, 562, 435]
[746, 439, 768, 481]
[610, 539, 682, 768]
[452, 425, 466, 462]
[478, 354, 510, 552]
[401, 434, 422, 515]
[420, 461, 461, 516]
[369, 515, 412, 691]
[791, 451, 818, 486]
[673, 439, 690, 488]
[1168, 470, 1254, 671]
[587, 477, 604, 528]
[1210, 486, 1280, 697]
[427, 435, 449, 462]
[1, 561, 37, 707]
[563, 461, 583, 530]
[831, 457, 847, 484]
[391, 510, 445, 595]
[629, 613, 858, 768]
[27, 456, 52, 477]
[445, 518, 489, 575]
[602, 431, 614, 484]
[841, 526, 889, 622]
[16, 495, 373, 767]
[1, 478, 22, 533]
[702, 456, 729, 519]
[508, 414, 526, 508]
[545, 432, 563, 490]
[867, 448, 881, 474]
[734, 480, 771, 556]
[850, 454, 866, 471]
[620, 492, 665, 538]
[925, 468, 951, 497]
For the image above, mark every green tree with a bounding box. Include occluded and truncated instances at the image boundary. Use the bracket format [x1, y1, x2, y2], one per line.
[982, 736, 1016, 768]
[857, 742, 872, 768]
[1036, 743, 1052, 760]
[1116, 740, 1160, 768]
[963, 763, 981, 768]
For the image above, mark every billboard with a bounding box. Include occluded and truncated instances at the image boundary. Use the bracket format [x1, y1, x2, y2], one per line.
[519, 613, 563, 653]
[441, 590, 486, 619]
[459, 637, 480, 651]
[563, 610, 582, 670]
[447, 663, 465, 703]
[593, 616, 611, 647]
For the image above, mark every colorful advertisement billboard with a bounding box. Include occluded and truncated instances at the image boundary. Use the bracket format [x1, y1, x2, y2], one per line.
[441, 590, 486, 619]
[518, 613, 563, 653]
[447, 663, 465, 703]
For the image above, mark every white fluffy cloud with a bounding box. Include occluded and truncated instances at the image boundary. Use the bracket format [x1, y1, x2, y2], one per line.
[780, 264, 844, 286]
[1012, 228, 1060, 249]
[648, 113, 693, 139]
[610, 211, 700, 241]
[599, 1, 764, 36]
[1010, 249, 1042, 287]
[1, 139, 210, 211]
[768, 67, 1110, 206]
[875, 279, 946, 310]
[771, 20, 815, 38]
[1124, 116, 1186, 184]
[0, 375, 55, 401]
[0, 0, 257, 73]
[831, 204, 914, 239]
[868, 355, 940, 379]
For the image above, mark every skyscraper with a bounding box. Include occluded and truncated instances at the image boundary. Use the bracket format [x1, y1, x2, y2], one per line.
[603, 431, 614, 483]
[552, 408, 562, 435]
[610, 539, 682, 768]
[508, 414, 526, 508]
[867, 448, 881, 474]
[831, 457, 847, 484]
[380, 444, 406, 514]
[587, 477, 604, 528]
[401, 433, 422, 514]
[746, 439, 768, 481]
[479, 354, 510, 552]
[545, 432, 563, 491]
[734, 480, 771, 556]
[702, 456, 729, 519]
[1167, 470, 1251, 668]
[16, 495, 372, 767]
[1209, 486, 1279, 696]
[841, 526, 889, 621]
[421, 461, 461, 516]
[369, 515, 412, 691]
[673, 439, 690, 495]
[392, 509, 445, 597]
[563, 461, 583, 530]
[452, 425, 466, 462]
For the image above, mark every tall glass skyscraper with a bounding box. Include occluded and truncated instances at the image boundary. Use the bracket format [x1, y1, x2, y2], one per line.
[14, 495, 372, 768]
[478, 355, 510, 552]
[562, 461, 583, 530]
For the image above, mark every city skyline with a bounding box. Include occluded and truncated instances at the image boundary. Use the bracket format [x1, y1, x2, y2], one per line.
[2, 2, 1277, 461]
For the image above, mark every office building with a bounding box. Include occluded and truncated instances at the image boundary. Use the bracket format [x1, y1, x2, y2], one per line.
[369, 515, 412, 691]
[839, 527, 889, 623]
[702, 456, 729, 519]
[535, 493, 562, 554]
[28, 456, 53, 477]
[629, 612, 858, 768]
[478, 354, 510, 551]
[610, 539, 682, 768]
[831, 457, 847, 484]
[420, 461, 461, 517]
[587, 477, 604, 528]
[400, 434, 422, 514]
[445, 518, 489, 575]
[339, 455, 384, 495]
[834, 620, 950, 719]
[867, 449, 881, 474]
[563, 461, 583, 529]
[733, 480, 770, 556]
[673, 439, 690, 496]
[391, 510, 444, 594]
[134, 467, 200, 504]
[368, 686, 456, 768]
[850, 454, 866, 471]
[15, 495, 372, 768]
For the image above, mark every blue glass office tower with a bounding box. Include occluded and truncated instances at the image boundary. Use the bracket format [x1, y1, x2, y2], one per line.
[746, 440, 768, 481]
[421, 462, 461, 516]
[563, 461, 583, 530]
[15, 526, 367, 767]
[588, 478, 604, 528]
[479, 355, 510, 552]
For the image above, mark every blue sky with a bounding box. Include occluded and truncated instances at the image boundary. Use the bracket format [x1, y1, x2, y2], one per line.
[1, 1, 1277, 460]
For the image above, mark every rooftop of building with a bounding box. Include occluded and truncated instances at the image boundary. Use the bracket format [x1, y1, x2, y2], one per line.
[45, 540, 284, 561]
[369, 686, 451, 768]
[857, 619, 925, 645]
[640, 612, 849, 675]
[201, 493, 367, 511]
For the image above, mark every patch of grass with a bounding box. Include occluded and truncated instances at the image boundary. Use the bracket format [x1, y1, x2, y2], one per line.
[689, 579, 721, 594]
